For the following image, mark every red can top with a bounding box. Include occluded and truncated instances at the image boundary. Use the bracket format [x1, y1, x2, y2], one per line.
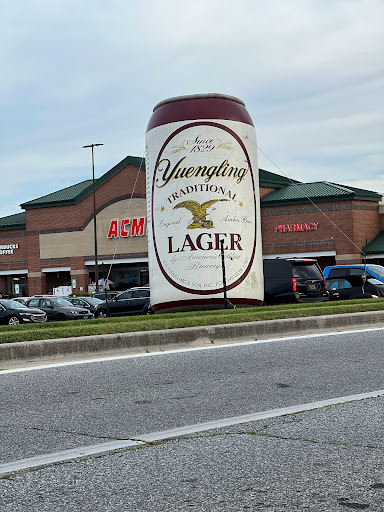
[146, 93, 254, 132]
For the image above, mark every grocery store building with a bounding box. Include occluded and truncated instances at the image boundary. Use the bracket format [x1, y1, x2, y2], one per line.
[0, 155, 383, 297]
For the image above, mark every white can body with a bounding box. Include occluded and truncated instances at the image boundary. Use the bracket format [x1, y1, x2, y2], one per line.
[146, 95, 263, 312]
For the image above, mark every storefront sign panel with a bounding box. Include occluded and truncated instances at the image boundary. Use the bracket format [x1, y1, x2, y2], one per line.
[107, 217, 147, 238]
[0, 244, 19, 255]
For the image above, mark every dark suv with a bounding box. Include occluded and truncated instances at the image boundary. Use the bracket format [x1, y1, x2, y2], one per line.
[94, 286, 150, 318]
[263, 258, 328, 305]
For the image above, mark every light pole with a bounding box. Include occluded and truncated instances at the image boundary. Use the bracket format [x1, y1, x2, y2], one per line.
[82, 143, 103, 290]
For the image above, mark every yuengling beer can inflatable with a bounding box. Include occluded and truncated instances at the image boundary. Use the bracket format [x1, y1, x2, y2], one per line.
[145, 93, 263, 312]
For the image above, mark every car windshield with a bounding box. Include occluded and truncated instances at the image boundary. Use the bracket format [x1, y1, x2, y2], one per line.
[116, 291, 132, 299]
[50, 298, 73, 307]
[85, 297, 103, 305]
[0, 300, 27, 309]
[368, 265, 384, 278]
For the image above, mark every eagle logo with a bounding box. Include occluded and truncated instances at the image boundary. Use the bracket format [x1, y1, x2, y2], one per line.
[173, 199, 228, 229]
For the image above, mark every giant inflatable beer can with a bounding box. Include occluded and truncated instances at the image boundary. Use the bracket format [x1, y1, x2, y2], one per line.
[145, 93, 263, 312]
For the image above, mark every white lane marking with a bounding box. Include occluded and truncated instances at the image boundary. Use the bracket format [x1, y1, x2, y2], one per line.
[139, 389, 384, 441]
[1, 389, 383, 476]
[1, 326, 384, 375]
[0, 439, 145, 475]
[0, 440, 144, 476]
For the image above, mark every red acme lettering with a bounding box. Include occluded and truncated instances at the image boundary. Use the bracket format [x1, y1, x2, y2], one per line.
[107, 218, 147, 238]
[131, 217, 145, 237]
[107, 219, 119, 239]
[121, 219, 130, 237]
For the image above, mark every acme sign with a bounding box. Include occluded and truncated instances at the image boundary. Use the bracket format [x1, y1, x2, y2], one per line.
[107, 217, 146, 238]
[274, 222, 318, 233]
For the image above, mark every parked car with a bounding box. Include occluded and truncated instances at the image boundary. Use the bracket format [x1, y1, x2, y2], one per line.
[0, 299, 47, 325]
[25, 297, 92, 321]
[66, 296, 103, 314]
[13, 297, 32, 305]
[323, 264, 384, 284]
[94, 286, 150, 318]
[263, 258, 328, 305]
[326, 275, 384, 300]
[93, 291, 119, 300]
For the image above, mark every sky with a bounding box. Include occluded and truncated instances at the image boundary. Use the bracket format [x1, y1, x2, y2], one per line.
[1, 0, 383, 218]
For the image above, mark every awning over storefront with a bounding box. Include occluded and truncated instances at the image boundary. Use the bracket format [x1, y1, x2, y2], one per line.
[42, 267, 71, 273]
[0, 269, 28, 276]
[263, 250, 336, 260]
[365, 231, 384, 259]
[85, 257, 148, 265]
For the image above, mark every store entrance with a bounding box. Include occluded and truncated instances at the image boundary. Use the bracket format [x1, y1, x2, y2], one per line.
[45, 271, 71, 295]
[90, 264, 149, 292]
[3, 275, 29, 298]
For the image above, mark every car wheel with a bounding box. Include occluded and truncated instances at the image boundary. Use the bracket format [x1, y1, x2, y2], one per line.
[8, 315, 20, 325]
[56, 314, 67, 321]
[96, 309, 107, 318]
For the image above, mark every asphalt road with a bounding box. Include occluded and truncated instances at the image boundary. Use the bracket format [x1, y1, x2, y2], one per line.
[1, 328, 384, 511]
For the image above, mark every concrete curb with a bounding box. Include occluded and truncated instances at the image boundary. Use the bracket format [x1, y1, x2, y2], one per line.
[1, 310, 383, 363]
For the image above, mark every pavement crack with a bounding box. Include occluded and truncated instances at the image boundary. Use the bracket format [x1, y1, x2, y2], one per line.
[180, 430, 384, 451]
[257, 432, 383, 451]
[4, 424, 128, 442]
[225, 431, 384, 451]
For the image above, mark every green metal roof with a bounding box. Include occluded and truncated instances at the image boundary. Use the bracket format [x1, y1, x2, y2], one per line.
[20, 155, 146, 210]
[0, 212, 26, 231]
[365, 231, 384, 254]
[259, 168, 300, 188]
[261, 181, 382, 206]
[21, 180, 93, 209]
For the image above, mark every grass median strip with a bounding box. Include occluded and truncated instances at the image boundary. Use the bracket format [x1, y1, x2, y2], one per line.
[0, 299, 383, 344]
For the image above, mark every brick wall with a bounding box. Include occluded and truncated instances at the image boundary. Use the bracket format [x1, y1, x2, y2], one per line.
[379, 213, 384, 231]
[259, 186, 277, 197]
[0, 230, 28, 270]
[261, 200, 379, 264]
[352, 201, 380, 251]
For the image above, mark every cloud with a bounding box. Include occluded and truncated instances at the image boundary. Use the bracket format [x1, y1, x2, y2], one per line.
[0, 0, 383, 217]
